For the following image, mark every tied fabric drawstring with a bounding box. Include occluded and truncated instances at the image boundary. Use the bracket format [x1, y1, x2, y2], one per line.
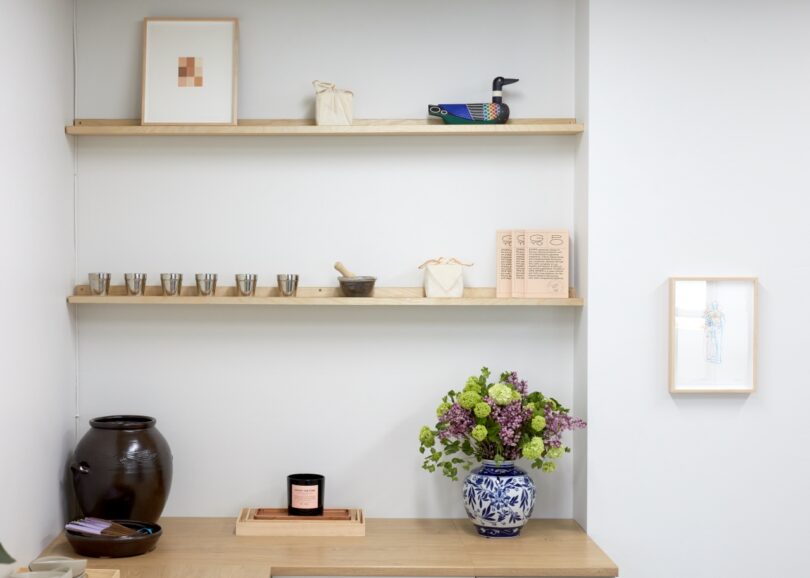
[418, 257, 474, 269]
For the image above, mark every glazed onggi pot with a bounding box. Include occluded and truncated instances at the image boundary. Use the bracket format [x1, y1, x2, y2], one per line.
[72, 415, 173, 523]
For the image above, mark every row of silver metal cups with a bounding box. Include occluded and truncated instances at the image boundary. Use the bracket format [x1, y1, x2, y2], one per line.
[87, 273, 300, 297]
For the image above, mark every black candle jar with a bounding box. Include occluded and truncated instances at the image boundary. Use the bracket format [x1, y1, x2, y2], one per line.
[287, 473, 325, 516]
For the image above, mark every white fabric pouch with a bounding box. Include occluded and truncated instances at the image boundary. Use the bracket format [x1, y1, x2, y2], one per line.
[419, 258, 473, 298]
[313, 81, 353, 126]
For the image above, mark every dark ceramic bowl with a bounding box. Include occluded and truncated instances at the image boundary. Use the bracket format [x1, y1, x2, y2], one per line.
[65, 520, 162, 558]
[338, 276, 376, 297]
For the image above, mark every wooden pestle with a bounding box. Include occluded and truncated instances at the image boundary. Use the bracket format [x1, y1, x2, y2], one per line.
[334, 262, 356, 278]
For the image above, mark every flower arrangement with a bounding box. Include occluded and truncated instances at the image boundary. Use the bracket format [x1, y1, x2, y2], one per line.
[419, 368, 586, 480]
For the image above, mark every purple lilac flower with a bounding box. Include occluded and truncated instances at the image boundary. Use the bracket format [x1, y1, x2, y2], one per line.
[488, 396, 533, 458]
[505, 372, 529, 396]
[543, 404, 587, 448]
[438, 403, 474, 441]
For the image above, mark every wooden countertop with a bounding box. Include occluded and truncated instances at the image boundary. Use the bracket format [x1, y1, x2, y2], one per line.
[43, 518, 617, 578]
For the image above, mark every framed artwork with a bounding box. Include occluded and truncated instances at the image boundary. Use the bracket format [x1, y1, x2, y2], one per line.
[669, 277, 758, 394]
[141, 18, 238, 125]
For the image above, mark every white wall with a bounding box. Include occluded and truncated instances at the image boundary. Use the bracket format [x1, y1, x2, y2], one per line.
[77, 0, 575, 120]
[0, 0, 76, 564]
[74, 0, 583, 517]
[587, 1, 810, 577]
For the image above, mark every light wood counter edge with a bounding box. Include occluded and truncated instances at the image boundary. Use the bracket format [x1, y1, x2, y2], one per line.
[42, 518, 618, 578]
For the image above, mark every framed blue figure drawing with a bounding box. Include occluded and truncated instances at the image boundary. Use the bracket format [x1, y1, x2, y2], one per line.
[669, 277, 758, 393]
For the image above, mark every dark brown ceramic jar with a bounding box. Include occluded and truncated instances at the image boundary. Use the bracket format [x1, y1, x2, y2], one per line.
[72, 415, 173, 523]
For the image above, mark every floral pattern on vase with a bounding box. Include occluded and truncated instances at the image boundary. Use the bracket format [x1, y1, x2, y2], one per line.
[463, 460, 535, 537]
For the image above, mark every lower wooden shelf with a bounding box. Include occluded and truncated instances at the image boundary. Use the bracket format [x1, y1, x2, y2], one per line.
[68, 286, 584, 307]
[41, 517, 617, 578]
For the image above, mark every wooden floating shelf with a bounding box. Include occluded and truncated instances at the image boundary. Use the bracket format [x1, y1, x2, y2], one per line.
[68, 285, 584, 306]
[66, 118, 584, 136]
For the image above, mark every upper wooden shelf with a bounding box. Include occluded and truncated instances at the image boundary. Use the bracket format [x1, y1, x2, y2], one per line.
[42, 517, 618, 577]
[65, 118, 584, 136]
[68, 285, 583, 307]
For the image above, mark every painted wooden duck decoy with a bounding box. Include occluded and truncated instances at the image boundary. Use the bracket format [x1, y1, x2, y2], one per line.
[428, 77, 519, 125]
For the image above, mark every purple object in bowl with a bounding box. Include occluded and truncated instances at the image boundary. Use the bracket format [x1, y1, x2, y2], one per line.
[65, 520, 161, 558]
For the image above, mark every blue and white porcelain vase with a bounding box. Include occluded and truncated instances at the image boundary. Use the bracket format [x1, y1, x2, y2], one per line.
[463, 460, 536, 537]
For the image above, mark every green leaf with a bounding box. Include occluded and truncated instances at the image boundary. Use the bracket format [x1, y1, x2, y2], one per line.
[461, 439, 474, 455]
[0, 543, 14, 564]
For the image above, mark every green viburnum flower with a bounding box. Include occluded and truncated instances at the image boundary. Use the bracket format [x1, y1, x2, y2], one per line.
[464, 376, 480, 390]
[436, 401, 452, 417]
[531, 415, 547, 431]
[471, 424, 488, 442]
[419, 426, 435, 447]
[458, 390, 482, 410]
[521, 436, 545, 460]
[488, 383, 514, 405]
[546, 446, 564, 459]
[474, 402, 492, 418]
[542, 461, 557, 473]
[511, 389, 522, 402]
[524, 402, 537, 413]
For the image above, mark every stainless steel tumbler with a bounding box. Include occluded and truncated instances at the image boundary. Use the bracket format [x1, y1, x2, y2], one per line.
[195, 273, 218, 297]
[88, 273, 111, 296]
[124, 273, 147, 296]
[277, 274, 299, 297]
[236, 274, 257, 297]
[160, 273, 183, 296]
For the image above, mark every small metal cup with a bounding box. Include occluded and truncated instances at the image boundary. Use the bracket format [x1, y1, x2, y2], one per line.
[160, 273, 183, 296]
[124, 273, 147, 296]
[196, 273, 218, 297]
[236, 274, 257, 297]
[277, 274, 299, 297]
[88, 272, 111, 296]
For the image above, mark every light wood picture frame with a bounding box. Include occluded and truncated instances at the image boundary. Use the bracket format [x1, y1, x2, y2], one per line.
[141, 18, 238, 125]
[669, 277, 758, 394]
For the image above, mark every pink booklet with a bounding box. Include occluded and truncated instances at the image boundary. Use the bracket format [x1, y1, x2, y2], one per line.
[524, 230, 569, 298]
[496, 230, 513, 298]
[512, 231, 526, 297]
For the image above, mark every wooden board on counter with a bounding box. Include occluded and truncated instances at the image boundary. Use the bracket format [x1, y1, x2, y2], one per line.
[40, 517, 618, 578]
[254, 508, 352, 521]
[236, 508, 365, 537]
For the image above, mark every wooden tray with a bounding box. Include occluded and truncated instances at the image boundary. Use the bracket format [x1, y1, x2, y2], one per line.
[254, 508, 352, 521]
[236, 508, 365, 537]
